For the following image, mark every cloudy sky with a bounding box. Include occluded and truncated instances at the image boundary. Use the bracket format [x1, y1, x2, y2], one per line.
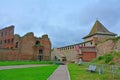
[0, 0, 120, 48]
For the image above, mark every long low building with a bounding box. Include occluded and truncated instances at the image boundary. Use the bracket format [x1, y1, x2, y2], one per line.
[51, 45, 96, 62]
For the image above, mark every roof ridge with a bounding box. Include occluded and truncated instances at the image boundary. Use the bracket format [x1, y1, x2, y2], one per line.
[83, 20, 116, 39]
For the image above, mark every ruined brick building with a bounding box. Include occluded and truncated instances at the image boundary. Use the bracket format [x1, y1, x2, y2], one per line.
[0, 25, 51, 61]
[51, 20, 116, 62]
[0, 25, 14, 48]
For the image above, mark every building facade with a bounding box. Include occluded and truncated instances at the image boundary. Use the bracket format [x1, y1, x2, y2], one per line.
[0, 25, 14, 48]
[0, 25, 51, 61]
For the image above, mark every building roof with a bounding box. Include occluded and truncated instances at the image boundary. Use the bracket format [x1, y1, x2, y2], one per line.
[83, 20, 116, 39]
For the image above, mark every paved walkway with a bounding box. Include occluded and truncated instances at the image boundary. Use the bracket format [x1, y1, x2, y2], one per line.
[0, 64, 49, 70]
[48, 65, 70, 80]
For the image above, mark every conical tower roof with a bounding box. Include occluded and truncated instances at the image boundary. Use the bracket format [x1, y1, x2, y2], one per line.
[83, 20, 116, 39]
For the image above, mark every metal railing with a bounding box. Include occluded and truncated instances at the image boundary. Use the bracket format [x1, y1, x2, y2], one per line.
[82, 62, 120, 79]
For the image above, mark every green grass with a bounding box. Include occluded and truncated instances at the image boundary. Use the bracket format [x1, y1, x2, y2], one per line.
[0, 65, 58, 80]
[0, 61, 53, 66]
[68, 63, 120, 80]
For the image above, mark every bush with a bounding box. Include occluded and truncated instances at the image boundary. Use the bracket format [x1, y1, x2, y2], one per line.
[105, 54, 113, 63]
[98, 56, 104, 60]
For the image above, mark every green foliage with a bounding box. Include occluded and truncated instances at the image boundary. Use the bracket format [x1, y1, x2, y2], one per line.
[114, 51, 120, 58]
[109, 61, 115, 65]
[0, 65, 58, 80]
[91, 51, 120, 65]
[91, 55, 105, 64]
[98, 56, 104, 60]
[105, 54, 114, 63]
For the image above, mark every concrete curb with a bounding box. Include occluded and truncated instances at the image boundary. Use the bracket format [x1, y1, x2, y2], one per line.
[0, 64, 49, 70]
[47, 65, 59, 80]
[66, 65, 71, 80]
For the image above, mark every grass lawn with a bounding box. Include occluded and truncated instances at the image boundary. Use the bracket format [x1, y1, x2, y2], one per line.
[0, 61, 53, 66]
[68, 63, 120, 80]
[0, 65, 58, 80]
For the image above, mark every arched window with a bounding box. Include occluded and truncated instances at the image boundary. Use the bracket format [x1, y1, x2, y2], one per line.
[35, 41, 40, 46]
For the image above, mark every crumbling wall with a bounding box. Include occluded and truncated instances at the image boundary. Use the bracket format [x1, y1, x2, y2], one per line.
[0, 48, 38, 60]
[0, 33, 51, 61]
[96, 37, 120, 56]
[40, 35, 51, 60]
[20, 32, 35, 54]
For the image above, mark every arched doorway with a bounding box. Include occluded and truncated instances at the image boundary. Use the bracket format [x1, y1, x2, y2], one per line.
[62, 57, 66, 61]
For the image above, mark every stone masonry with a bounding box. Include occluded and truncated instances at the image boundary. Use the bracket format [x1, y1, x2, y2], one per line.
[0, 25, 51, 61]
[96, 37, 120, 56]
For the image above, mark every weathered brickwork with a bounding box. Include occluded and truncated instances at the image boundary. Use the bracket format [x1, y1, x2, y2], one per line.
[96, 38, 120, 56]
[0, 49, 38, 60]
[0, 26, 51, 61]
[78, 47, 96, 62]
[0, 25, 14, 48]
[115, 39, 120, 52]
[81, 52, 96, 62]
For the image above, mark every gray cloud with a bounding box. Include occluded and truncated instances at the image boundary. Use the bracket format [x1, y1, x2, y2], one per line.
[0, 0, 120, 48]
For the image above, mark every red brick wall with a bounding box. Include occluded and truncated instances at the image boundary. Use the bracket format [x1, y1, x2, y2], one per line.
[82, 52, 96, 62]
[40, 35, 51, 60]
[0, 49, 38, 60]
[0, 26, 51, 61]
[0, 25, 14, 48]
[20, 32, 35, 54]
[0, 33, 51, 61]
